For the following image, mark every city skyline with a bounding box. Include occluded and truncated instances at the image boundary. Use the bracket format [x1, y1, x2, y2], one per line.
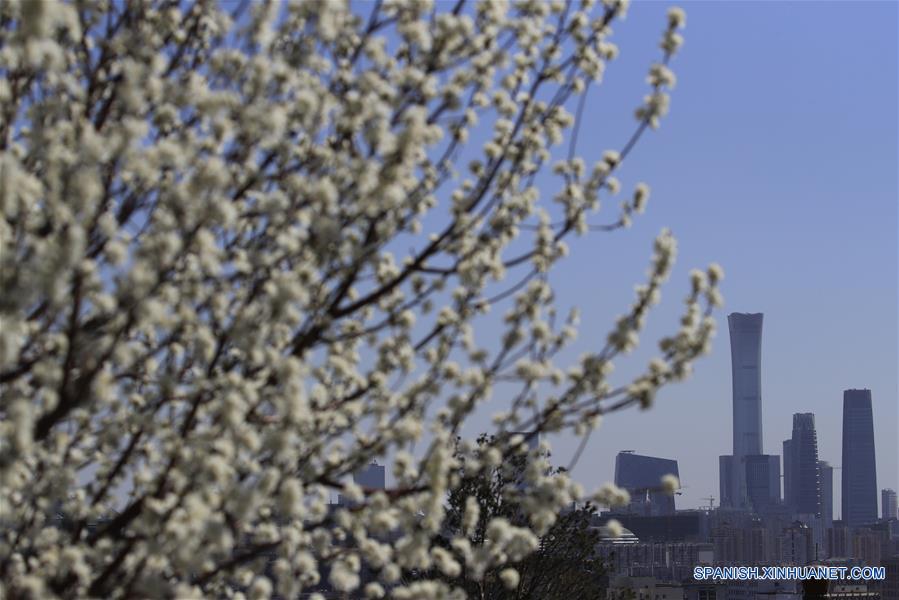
[580, 313, 895, 516]
[711, 312, 884, 526]
[524, 0, 897, 516]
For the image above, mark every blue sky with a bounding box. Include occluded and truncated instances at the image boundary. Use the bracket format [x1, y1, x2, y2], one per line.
[460, 1, 897, 514]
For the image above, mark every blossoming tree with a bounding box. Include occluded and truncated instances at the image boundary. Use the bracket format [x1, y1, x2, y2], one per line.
[0, 0, 720, 598]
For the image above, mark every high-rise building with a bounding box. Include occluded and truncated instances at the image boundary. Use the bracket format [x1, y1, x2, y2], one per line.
[819, 461, 834, 529]
[827, 521, 851, 558]
[718, 455, 735, 508]
[783, 439, 794, 511]
[719, 313, 765, 509]
[841, 389, 877, 527]
[851, 528, 882, 566]
[745, 454, 780, 513]
[614, 451, 679, 516]
[728, 313, 765, 457]
[882, 489, 898, 521]
[789, 413, 821, 516]
[779, 520, 814, 565]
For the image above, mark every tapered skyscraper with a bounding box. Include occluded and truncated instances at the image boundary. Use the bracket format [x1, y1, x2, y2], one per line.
[729, 313, 764, 457]
[720, 313, 765, 508]
[841, 389, 877, 527]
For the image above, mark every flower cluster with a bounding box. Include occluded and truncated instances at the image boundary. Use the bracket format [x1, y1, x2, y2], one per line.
[635, 7, 687, 129]
[0, 2, 715, 598]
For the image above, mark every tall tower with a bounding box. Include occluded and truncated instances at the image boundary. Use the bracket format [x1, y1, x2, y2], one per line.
[841, 389, 877, 527]
[720, 313, 764, 508]
[789, 413, 820, 516]
[783, 439, 794, 511]
[730, 313, 764, 457]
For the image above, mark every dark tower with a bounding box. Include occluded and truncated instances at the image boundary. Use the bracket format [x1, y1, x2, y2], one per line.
[783, 439, 794, 511]
[841, 389, 877, 527]
[789, 413, 820, 516]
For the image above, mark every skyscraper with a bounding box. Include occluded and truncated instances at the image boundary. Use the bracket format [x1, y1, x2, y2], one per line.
[783, 439, 794, 511]
[789, 413, 820, 516]
[614, 451, 679, 516]
[745, 454, 781, 512]
[719, 455, 735, 507]
[783, 438, 795, 509]
[841, 389, 877, 527]
[819, 461, 833, 529]
[719, 313, 765, 509]
[882, 489, 897, 521]
[730, 313, 764, 457]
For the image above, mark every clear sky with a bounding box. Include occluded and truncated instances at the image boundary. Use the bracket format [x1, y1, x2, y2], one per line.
[462, 1, 897, 515]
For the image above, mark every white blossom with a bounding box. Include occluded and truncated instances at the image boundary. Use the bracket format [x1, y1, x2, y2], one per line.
[708, 262, 725, 284]
[601, 518, 624, 538]
[500, 567, 521, 589]
[668, 7, 687, 29]
[661, 474, 681, 494]
[0, 2, 719, 597]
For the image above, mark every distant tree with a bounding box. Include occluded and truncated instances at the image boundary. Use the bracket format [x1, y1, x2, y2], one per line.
[433, 434, 608, 599]
[0, 1, 717, 598]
